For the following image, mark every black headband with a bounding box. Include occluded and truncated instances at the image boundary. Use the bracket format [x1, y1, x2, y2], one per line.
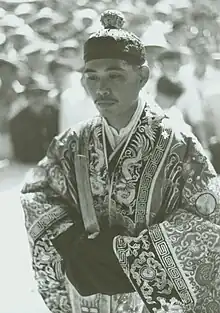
[84, 37, 145, 65]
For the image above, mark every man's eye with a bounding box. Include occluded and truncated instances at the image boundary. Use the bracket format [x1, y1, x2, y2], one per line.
[109, 73, 123, 80]
[87, 75, 99, 81]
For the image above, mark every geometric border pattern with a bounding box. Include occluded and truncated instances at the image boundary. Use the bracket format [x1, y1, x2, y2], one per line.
[149, 224, 194, 308]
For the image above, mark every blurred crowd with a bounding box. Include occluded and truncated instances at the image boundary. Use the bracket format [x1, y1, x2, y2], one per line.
[1, 0, 220, 172]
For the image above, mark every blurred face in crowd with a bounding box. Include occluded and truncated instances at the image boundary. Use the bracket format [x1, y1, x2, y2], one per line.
[194, 63, 206, 78]
[27, 51, 40, 70]
[213, 59, 220, 70]
[32, 18, 52, 34]
[83, 58, 149, 119]
[59, 47, 78, 60]
[166, 27, 187, 48]
[10, 35, 28, 51]
[155, 92, 177, 109]
[52, 65, 73, 89]
[27, 52, 44, 72]
[0, 63, 17, 88]
[0, 43, 6, 54]
[82, 17, 93, 29]
[155, 12, 168, 23]
[52, 22, 74, 41]
[194, 54, 209, 78]
[159, 58, 181, 79]
[59, 47, 82, 69]
[146, 47, 165, 70]
[27, 90, 48, 114]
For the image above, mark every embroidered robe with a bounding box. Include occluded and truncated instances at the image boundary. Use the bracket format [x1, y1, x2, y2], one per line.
[21, 103, 220, 313]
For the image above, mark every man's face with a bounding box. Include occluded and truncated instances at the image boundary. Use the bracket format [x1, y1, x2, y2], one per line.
[83, 59, 144, 117]
[52, 66, 73, 88]
[0, 64, 16, 87]
[160, 59, 180, 78]
[28, 91, 47, 113]
[11, 35, 28, 51]
[194, 55, 208, 78]
[32, 18, 52, 34]
[27, 52, 44, 72]
[52, 23, 74, 40]
[213, 59, 220, 70]
[166, 29, 187, 47]
[59, 47, 77, 60]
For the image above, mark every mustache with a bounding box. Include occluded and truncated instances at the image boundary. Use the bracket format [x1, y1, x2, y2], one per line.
[95, 97, 117, 103]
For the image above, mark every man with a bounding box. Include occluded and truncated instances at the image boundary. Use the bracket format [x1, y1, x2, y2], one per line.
[21, 10, 220, 313]
[48, 57, 97, 133]
[58, 39, 84, 72]
[157, 50, 182, 81]
[9, 80, 58, 163]
[0, 57, 18, 160]
[28, 8, 54, 41]
[164, 18, 188, 50]
[177, 48, 212, 158]
[20, 43, 48, 76]
[155, 75, 191, 134]
[8, 30, 30, 53]
[13, 2, 38, 23]
[203, 53, 220, 173]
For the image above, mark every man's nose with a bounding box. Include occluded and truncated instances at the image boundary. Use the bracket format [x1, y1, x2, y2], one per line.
[96, 78, 110, 97]
[96, 88, 110, 97]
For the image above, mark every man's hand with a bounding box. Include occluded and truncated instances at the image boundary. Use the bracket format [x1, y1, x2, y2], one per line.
[60, 224, 134, 296]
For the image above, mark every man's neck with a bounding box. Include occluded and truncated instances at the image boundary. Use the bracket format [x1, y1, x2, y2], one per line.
[105, 101, 139, 132]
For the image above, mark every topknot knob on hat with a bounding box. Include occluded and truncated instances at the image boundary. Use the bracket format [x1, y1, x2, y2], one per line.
[100, 10, 125, 29]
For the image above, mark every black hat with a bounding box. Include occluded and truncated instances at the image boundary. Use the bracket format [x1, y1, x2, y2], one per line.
[84, 10, 146, 65]
[156, 76, 184, 98]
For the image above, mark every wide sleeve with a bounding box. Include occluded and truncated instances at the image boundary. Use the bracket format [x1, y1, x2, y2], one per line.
[113, 136, 220, 313]
[20, 131, 81, 313]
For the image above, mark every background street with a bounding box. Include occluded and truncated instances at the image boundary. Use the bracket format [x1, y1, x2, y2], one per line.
[0, 162, 50, 313]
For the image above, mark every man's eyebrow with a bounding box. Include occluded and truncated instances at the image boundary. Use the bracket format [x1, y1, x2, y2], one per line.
[83, 66, 126, 74]
[83, 68, 97, 74]
[105, 66, 125, 72]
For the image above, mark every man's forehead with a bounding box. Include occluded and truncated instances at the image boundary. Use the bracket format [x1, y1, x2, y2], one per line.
[84, 58, 130, 72]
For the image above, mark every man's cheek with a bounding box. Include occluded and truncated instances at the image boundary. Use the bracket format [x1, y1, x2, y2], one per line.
[84, 83, 95, 97]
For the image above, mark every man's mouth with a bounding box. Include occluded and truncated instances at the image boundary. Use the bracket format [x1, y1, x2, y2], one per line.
[95, 99, 117, 106]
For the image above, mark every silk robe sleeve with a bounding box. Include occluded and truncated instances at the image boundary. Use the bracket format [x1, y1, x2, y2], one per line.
[20, 130, 80, 313]
[113, 135, 220, 313]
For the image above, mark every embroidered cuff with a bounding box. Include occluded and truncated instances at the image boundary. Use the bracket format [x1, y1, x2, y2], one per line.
[46, 216, 74, 241]
[113, 225, 193, 313]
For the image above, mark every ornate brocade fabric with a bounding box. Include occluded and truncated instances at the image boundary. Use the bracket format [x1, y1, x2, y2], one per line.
[21, 103, 220, 313]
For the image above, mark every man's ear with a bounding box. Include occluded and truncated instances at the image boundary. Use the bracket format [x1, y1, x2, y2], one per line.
[81, 75, 89, 94]
[139, 65, 150, 88]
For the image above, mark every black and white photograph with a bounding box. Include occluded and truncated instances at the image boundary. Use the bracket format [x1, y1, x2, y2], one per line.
[1, 0, 220, 312]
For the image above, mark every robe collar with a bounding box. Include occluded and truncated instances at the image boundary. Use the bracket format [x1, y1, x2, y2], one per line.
[102, 98, 145, 150]
[102, 98, 165, 149]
